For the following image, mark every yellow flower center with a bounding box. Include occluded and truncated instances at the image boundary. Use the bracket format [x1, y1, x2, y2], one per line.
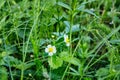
[48, 47, 54, 52]
[65, 37, 70, 43]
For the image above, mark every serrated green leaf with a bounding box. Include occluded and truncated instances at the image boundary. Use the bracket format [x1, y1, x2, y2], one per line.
[83, 9, 99, 18]
[48, 56, 63, 69]
[57, 2, 71, 10]
[95, 68, 109, 77]
[3, 56, 22, 68]
[72, 24, 80, 32]
[109, 39, 120, 44]
[81, 0, 96, 5]
[64, 21, 80, 33]
[64, 21, 70, 28]
[15, 62, 35, 70]
[59, 52, 80, 66]
[76, 4, 85, 11]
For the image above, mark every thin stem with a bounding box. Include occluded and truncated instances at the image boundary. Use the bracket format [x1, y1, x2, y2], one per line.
[20, 69, 24, 80]
[50, 57, 52, 80]
[56, 0, 60, 34]
[3, 29, 13, 80]
[61, 63, 70, 80]
[69, 14, 73, 55]
[7, 56, 14, 80]
[61, 11, 73, 80]
[81, 26, 120, 79]
[20, 0, 47, 79]
[61, 1, 77, 80]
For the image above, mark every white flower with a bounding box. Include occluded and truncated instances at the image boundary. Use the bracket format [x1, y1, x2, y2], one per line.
[30, 54, 34, 58]
[45, 45, 56, 56]
[64, 34, 70, 46]
[51, 35, 55, 38]
[28, 73, 32, 76]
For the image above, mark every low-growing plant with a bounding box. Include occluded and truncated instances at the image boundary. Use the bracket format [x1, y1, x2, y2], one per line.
[0, 0, 120, 80]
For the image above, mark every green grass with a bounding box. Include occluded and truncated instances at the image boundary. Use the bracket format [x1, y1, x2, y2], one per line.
[0, 0, 120, 80]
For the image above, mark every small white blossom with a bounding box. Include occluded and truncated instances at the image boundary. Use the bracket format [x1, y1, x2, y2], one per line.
[30, 55, 34, 58]
[51, 35, 55, 38]
[45, 45, 56, 56]
[28, 73, 32, 76]
[64, 34, 70, 46]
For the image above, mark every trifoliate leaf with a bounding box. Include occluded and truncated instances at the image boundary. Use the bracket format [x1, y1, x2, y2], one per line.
[15, 62, 35, 70]
[95, 68, 109, 77]
[59, 51, 80, 66]
[64, 21, 80, 33]
[48, 56, 63, 69]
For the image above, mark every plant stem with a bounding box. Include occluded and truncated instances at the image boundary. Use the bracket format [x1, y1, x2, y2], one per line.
[50, 57, 52, 80]
[56, 0, 60, 34]
[61, 0, 77, 79]
[20, 69, 24, 80]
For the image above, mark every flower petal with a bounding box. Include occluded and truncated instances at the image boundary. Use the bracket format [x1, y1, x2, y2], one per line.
[66, 43, 70, 46]
[64, 34, 69, 42]
[45, 45, 57, 56]
[64, 34, 68, 38]
[45, 48, 49, 53]
[47, 45, 52, 48]
[49, 52, 53, 56]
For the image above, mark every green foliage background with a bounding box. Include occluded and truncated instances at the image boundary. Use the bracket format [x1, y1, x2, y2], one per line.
[0, 0, 120, 80]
